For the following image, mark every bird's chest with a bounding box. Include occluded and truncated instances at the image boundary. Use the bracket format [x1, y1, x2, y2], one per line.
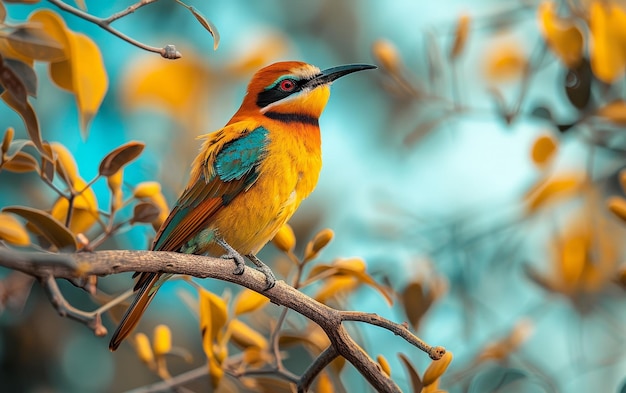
[258, 128, 322, 215]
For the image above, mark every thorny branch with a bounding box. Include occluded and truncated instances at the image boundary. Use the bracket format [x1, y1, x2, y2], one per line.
[0, 248, 445, 393]
[46, 0, 182, 59]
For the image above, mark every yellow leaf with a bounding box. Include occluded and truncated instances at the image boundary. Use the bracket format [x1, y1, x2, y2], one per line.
[422, 350, 453, 387]
[121, 51, 209, 117]
[229, 319, 268, 349]
[50, 142, 78, 184]
[242, 346, 271, 367]
[69, 32, 108, 134]
[524, 173, 583, 212]
[304, 228, 334, 261]
[51, 177, 99, 234]
[596, 100, 626, 125]
[198, 287, 228, 388]
[589, 2, 626, 83]
[2, 127, 13, 154]
[107, 169, 124, 210]
[28, 10, 71, 61]
[133, 181, 162, 199]
[538, 1, 584, 68]
[29, 9, 107, 136]
[0, 212, 30, 246]
[152, 324, 172, 356]
[134, 332, 154, 366]
[450, 13, 471, 59]
[377, 354, 391, 377]
[483, 40, 526, 82]
[560, 234, 586, 287]
[530, 133, 558, 168]
[272, 223, 295, 253]
[372, 39, 401, 73]
[234, 288, 270, 316]
[315, 275, 359, 304]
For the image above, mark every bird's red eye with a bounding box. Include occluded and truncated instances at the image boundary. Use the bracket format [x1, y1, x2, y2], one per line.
[279, 79, 296, 92]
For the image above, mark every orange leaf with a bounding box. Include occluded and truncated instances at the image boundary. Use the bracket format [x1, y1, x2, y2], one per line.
[3, 205, 77, 251]
[0, 212, 30, 246]
[372, 39, 401, 73]
[483, 40, 526, 83]
[530, 133, 558, 168]
[377, 354, 391, 376]
[589, 2, 626, 83]
[233, 288, 270, 316]
[70, 32, 108, 134]
[272, 223, 295, 253]
[538, 1, 584, 68]
[229, 319, 268, 349]
[422, 350, 453, 387]
[198, 287, 227, 387]
[50, 142, 78, 185]
[524, 173, 583, 212]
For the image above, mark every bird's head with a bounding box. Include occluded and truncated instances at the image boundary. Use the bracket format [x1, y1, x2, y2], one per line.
[232, 61, 376, 121]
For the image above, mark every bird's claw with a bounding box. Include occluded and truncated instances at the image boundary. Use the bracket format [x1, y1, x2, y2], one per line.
[215, 238, 276, 290]
[246, 254, 276, 290]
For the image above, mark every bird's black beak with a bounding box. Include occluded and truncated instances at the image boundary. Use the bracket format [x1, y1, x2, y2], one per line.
[304, 64, 377, 89]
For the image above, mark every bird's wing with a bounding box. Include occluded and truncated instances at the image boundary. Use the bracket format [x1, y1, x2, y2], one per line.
[151, 121, 269, 252]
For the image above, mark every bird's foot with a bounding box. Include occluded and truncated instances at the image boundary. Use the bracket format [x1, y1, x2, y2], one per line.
[216, 238, 245, 275]
[246, 254, 276, 290]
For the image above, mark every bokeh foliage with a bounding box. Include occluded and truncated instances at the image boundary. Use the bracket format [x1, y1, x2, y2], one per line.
[1, 0, 626, 392]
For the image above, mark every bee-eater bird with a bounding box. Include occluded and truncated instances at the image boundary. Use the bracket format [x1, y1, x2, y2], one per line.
[109, 61, 376, 351]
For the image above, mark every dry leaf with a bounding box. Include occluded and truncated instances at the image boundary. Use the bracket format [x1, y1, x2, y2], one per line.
[450, 13, 471, 59]
[98, 141, 145, 176]
[538, 1, 583, 68]
[3, 205, 77, 251]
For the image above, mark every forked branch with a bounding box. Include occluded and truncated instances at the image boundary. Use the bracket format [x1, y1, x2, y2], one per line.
[0, 248, 445, 392]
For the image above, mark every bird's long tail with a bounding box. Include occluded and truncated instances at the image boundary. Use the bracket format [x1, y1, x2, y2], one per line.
[109, 272, 162, 351]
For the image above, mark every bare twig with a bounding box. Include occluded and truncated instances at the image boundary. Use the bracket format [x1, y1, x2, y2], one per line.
[40, 275, 108, 336]
[298, 346, 339, 393]
[46, 0, 182, 59]
[0, 248, 445, 392]
[341, 311, 446, 360]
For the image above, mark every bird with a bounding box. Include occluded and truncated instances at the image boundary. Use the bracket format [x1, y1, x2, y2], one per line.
[109, 61, 376, 351]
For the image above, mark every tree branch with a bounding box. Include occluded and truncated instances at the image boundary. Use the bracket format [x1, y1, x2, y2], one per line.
[46, 0, 182, 59]
[0, 248, 445, 392]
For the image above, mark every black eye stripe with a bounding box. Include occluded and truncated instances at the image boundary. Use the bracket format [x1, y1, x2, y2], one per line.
[256, 78, 307, 108]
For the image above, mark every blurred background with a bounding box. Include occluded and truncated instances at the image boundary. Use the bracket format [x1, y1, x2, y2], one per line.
[1, 0, 626, 392]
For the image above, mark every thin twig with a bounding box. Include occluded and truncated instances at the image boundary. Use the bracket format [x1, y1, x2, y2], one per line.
[126, 365, 208, 393]
[297, 346, 339, 393]
[46, 0, 182, 59]
[40, 275, 108, 336]
[341, 311, 445, 360]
